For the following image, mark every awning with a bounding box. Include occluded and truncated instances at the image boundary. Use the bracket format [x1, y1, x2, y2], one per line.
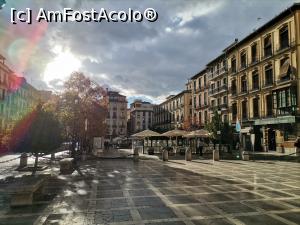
[279, 58, 290, 78]
[131, 129, 161, 139]
[254, 116, 295, 125]
[162, 129, 188, 137]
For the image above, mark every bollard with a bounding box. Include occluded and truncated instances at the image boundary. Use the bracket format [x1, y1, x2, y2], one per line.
[162, 149, 168, 161]
[213, 149, 219, 161]
[242, 151, 249, 161]
[133, 147, 139, 162]
[19, 153, 28, 168]
[185, 148, 192, 161]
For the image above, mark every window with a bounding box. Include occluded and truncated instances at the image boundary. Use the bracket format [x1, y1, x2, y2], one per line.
[252, 71, 259, 90]
[253, 98, 259, 118]
[204, 92, 207, 105]
[242, 100, 248, 120]
[251, 43, 257, 63]
[204, 75, 207, 86]
[279, 57, 291, 81]
[264, 35, 272, 57]
[223, 78, 227, 85]
[193, 80, 196, 91]
[265, 65, 273, 86]
[232, 103, 237, 121]
[240, 52, 247, 69]
[231, 80, 237, 95]
[204, 111, 208, 123]
[223, 96, 227, 105]
[198, 94, 202, 106]
[279, 25, 289, 50]
[266, 95, 273, 117]
[199, 112, 202, 124]
[217, 98, 221, 106]
[231, 57, 236, 73]
[194, 97, 196, 107]
[211, 99, 216, 107]
[241, 75, 247, 93]
[198, 78, 202, 89]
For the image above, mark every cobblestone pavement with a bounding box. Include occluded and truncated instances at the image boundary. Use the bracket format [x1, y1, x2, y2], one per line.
[0, 154, 300, 225]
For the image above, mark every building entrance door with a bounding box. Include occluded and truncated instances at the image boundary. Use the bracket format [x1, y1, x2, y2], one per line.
[268, 128, 276, 151]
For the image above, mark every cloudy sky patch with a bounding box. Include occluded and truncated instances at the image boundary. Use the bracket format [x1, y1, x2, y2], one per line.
[0, 0, 298, 103]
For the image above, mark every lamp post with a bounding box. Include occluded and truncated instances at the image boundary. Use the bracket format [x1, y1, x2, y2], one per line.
[217, 109, 222, 151]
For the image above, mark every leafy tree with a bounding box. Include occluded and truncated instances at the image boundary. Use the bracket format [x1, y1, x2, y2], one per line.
[205, 110, 234, 149]
[57, 72, 107, 157]
[11, 104, 63, 175]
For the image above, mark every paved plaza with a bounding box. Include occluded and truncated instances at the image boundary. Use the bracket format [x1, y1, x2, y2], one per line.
[0, 153, 300, 225]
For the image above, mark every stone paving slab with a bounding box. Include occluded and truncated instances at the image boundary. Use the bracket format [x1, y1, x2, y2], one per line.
[0, 156, 300, 224]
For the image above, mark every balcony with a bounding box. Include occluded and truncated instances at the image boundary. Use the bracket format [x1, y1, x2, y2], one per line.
[275, 40, 296, 53]
[239, 87, 248, 95]
[239, 63, 248, 71]
[228, 67, 237, 75]
[276, 75, 296, 85]
[209, 67, 227, 81]
[209, 85, 228, 96]
[249, 56, 260, 66]
[250, 85, 260, 93]
[262, 51, 273, 60]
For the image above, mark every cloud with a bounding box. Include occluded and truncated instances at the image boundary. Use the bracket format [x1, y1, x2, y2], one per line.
[0, 0, 297, 102]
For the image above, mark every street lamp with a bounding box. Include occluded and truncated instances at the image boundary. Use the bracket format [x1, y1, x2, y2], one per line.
[217, 109, 222, 151]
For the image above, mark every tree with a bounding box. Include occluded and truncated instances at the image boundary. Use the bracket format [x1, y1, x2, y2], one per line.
[205, 110, 234, 149]
[57, 72, 107, 157]
[11, 104, 63, 175]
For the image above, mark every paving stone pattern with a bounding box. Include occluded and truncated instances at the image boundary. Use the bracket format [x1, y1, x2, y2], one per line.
[0, 156, 300, 224]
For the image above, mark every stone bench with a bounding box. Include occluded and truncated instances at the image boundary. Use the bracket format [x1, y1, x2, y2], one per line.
[59, 158, 75, 174]
[10, 177, 46, 207]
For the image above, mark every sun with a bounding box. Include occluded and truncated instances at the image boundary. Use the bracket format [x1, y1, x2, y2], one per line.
[43, 48, 81, 87]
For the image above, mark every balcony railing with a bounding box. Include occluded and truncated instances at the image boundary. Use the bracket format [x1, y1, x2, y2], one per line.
[276, 75, 295, 85]
[209, 85, 228, 96]
[262, 50, 273, 60]
[250, 84, 260, 92]
[239, 63, 248, 71]
[228, 67, 237, 75]
[276, 40, 296, 53]
[249, 56, 259, 65]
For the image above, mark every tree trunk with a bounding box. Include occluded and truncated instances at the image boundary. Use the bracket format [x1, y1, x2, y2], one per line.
[32, 153, 39, 175]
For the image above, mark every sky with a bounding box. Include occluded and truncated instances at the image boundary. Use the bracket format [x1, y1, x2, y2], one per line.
[0, 0, 299, 104]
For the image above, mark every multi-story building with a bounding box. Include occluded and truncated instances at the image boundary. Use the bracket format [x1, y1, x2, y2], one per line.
[207, 53, 229, 122]
[153, 90, 192, 132]
[0, 54, 41, 133]
[186, 70, 210, 128]
[128, 100, 154, 134]
[105, 91, 127, 139]
[226, 3, 300, 153]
